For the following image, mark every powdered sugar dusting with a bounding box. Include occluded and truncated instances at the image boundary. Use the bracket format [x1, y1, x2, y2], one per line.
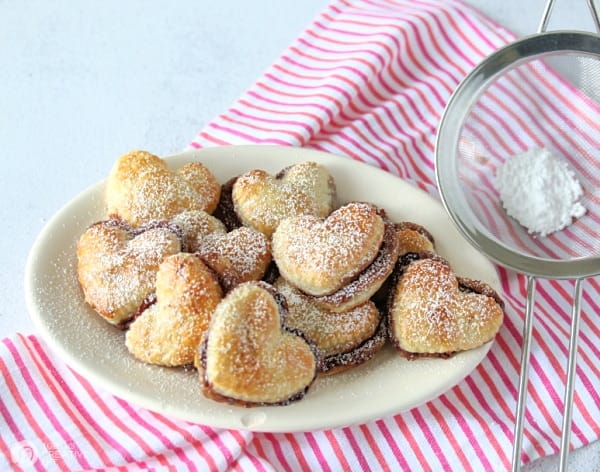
[125, 253, 222, 366]
[275, 278, 379, 357]
[171, 210, 226, 252]
[106, 151, 221, 226]
[204, 283, 316, 404]
[77, 221, 181, 324]
[496, 148, 586, 236]
[272, 202, 385, 296]
[31, 148, 502, 427]
[391, 257, 503, 353]
[232, 162, 336, 236]
[198, 227, 272, 291]
[199, 227, 271, 279]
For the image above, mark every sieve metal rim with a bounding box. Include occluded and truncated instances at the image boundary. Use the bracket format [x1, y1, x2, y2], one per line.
[435, 30, 600, 280]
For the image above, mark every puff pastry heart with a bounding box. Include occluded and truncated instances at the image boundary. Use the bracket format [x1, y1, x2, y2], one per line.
[272, 202, 385, 296]
[274, 278, 385, 375]
[395, 221, 435, 256]
[199, 282, 319, 406]
[198, 226, 272, 292]
[387, 254, 504, 358]
[126, 253, 223, 366]
[232, 161, 336, 236]
[171, 210, 226, 253]
[106, 150, 221, 226]
[76, 219, 182, 326]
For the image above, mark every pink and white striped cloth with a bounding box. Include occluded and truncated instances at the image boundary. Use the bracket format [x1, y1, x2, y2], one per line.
[3, 0, 600, 470]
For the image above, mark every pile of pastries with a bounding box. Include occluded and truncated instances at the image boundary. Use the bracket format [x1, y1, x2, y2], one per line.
[76, 150, 504, 407]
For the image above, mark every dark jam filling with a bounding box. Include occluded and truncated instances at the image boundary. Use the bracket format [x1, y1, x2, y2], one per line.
[213, 176, 242, 231]
[121, 293, 158, 330]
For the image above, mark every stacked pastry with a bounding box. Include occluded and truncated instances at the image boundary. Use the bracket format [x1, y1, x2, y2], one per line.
[76, 150, 504, 407]
[270, 201, 398, 376]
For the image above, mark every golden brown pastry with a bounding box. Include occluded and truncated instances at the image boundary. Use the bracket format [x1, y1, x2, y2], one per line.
[125, 253, 223, 366]
[171, 210, 226, 253]
[274, 278, 385, 375]
[395, 222, 435, 256]
[106, 150, 221, 227]
[197, 226, 272, 292]
[371, 221, 435, 308]
[272, 202, 383, 296]
[387, 253, 504, 359]
[272, 202, 400, 312]
[232, 161, 336, 237]
[77, 219, 182, 326]
[308, 213, 400, 312]
[199, 281, 319, 406]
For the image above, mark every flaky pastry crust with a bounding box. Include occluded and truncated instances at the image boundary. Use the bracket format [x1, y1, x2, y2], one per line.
[76, 219, 181, 326]
[395, 221, 435, 256]
[232, 161, 336, 236]
[275, 278, 385, 374]
[106, 150, 221, 226]
[198, 226, 272, 292]
[171, 210, 226, 253]
[200, 282, 319, 406]
[125, 253, 223, 366]
[272, 202, 385, 297]
[387, 254, 504, 357]
[308, 216, 400, 312]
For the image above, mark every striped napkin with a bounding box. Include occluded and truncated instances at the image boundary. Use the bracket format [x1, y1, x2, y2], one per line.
[3, 0, 600, 470]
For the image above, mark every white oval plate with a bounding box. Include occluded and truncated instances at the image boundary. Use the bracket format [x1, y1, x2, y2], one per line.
[25, 145, 500, 432]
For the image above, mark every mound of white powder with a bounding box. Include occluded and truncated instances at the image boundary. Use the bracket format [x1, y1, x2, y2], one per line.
[496, 148, 586, 237]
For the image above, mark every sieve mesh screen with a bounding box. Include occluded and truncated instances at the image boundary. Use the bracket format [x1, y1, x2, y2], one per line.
[455, 51, 600, 262]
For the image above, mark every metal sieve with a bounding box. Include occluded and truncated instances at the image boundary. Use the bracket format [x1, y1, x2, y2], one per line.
[435, 0, 600, 470]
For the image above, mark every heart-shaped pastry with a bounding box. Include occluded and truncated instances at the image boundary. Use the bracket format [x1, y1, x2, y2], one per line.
[307, 213, 400, 312]
[198, 226, 272, 292]
[106, 150, 221, 227]
[126, 253, 223, 366]
[395, 221, 435, 256]
[171, 210, 226, 253]
[387, 254, 504, 358]
[77, 219, 182, 326]
[274, 278, 385, 375]
[272, 202, 385, 296]
[199, 281, 319, 406]
[371, 221, 435, 309]
[232, 161, 336, 236]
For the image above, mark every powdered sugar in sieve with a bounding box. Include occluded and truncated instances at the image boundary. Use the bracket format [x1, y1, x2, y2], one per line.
[495, 147, 587, 237]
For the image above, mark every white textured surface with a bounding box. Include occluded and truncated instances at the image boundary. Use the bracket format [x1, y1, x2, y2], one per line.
[2, 0, 598, 469]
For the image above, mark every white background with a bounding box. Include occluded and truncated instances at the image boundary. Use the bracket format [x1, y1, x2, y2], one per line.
[2, 1, 599, 470]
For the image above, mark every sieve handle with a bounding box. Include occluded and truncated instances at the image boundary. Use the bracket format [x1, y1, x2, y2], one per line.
[538, 0, 600, 34]
[512, 277, 586, 471]
[511, 275, 536, 472]
[558, 278, 585, 472]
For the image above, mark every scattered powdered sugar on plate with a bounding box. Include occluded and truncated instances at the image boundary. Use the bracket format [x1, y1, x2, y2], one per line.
[496, 148, 587, 236]
[27, 148, 501, 431]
